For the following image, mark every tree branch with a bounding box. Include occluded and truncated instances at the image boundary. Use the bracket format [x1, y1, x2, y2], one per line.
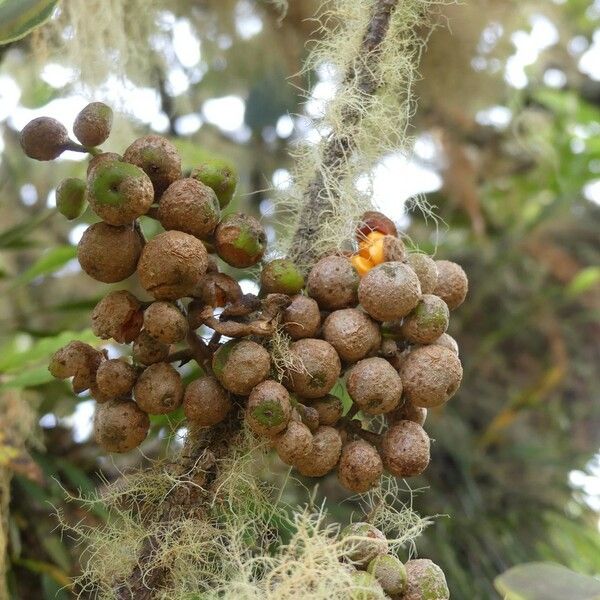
[289, 0, 399, 268]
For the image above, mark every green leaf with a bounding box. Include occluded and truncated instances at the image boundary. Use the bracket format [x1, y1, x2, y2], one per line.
[0, 209, 55, 249]
[0, 0, 60, 45]
[566, 267, 600, 298]
[494, 563, 600, 600]
[0, 365, 55, 389]
[12, 245, 77, 287]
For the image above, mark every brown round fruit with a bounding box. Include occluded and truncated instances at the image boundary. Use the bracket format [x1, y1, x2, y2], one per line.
[91, 290, 143, 344]
[282, 295, 321, 340]
[183, 376, 231, 426]
[358, 262, 421, 322]
[404, 559, 449, 600]
[73, 102, 113, 147]
[341, 522, 388, 567]
[212, 339, 271, 396]
[307, 256, 359, 310]
[137, 230, 208, 300]
[132, 330, 170, 365]
[87, 152, 122, 178]
[407, 253, 438, 294]
[322, 309, 381, 363]
[87, 160, 154, 225]
[381, 420, 430, 477]
[433, 260, 468, 310]
[387, 400, 427, 427]
[214, 213, 266, 268]
[346, 357, 402, 415]
[246, 380, 292, 436]
[357, 211, 398, 239]
[94, 399, 150, 453]
[274, 421, 313, 465]
[157, 178, 220, 240]
[400, 294, 449, 345]
[287, 338, 341, 399]
[77, 222, 143, 283]
[431, 333, 459, 355]
[143, 302, 188, 344]
[20, 117, 69, 161]
[310, 394, 343, 426]
[260, 258, 305, 295]
[134, 362, 183, 414]
[398, 345, 462, 408]
[294, 425, 342, 477]
[338, 440, 383, 493]
[95, 359, 137, 399]
[48, 341, 103, 391]
[123, 135, 182, 198]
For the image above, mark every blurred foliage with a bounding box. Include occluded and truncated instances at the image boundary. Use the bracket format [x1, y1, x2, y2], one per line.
[0, 0, 599, 598]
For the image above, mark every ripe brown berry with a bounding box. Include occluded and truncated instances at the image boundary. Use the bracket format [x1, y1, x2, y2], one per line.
[282, 295, 321, 340]
[137, 230, 208, 300]
[87, 160, 154, 225]
[123, 135, 182, 198]
[338, 440, 383, 493]
[95, 359, 137, 398]
[77, 222, 143, 283]
[246, 380, 292, 437]
[214, 213, 266, 268]
[357, 210, 398, 239]
[431, 332, 459, 355]
[20, 117, 69, 161]
[310, 394, 343, 426]
[143, 302, 188, 344]
[381, 420, 430, 477]
[407, 253, 438, 294]
[73, 102, 113, 147]
[367, 555, 407, 598]
[260, 258, 305, 295]
[400, 294, 449, 345]
[399, 345, 462, 408]
[341, 522, 388, 567]
[192, 273, 242, 308]
[134, 362, 183, 414]
[294, 425, 342, 477]
[158, 178, 220, 240]
[307, 256, 359, 310]
[358, 262, 421, 322]
[322, 308, 381, 363]
[48, 341, 103, 392]
[274, 421, 313, 465]
[91, 290, 143, 343]
[183, 376, 231, 426]
[212, 339, 270, 395]
[387, 400, 427, 427]
[87, 152, 122, 178]
[94, 399, 150, 453]
[404, 559, 449, 600]
[132, 330, 170, 365]
[287, 338, 341, 399]
[346, 357, 402, 415]
[433, 260, 468, 310]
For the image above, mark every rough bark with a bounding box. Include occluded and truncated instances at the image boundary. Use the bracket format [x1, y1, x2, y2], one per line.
[289, 0, 400, 268]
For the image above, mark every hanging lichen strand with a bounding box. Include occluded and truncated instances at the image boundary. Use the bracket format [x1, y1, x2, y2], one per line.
[16, 1, 467, 599]
[281, 0, 445, 271]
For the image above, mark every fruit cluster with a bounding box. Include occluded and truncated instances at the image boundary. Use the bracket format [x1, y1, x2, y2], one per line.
[23, 103, 467, 495]
[340, 522, 449, 599]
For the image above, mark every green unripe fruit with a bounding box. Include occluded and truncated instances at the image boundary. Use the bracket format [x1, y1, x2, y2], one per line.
[349, 571, 385, 600]
[214, 213, 267, 268]
[20, 117, 69, 161]
[404, 559, 449, 600]
[56, 177, 87, 220]
[367, 555, 407, 597]
[341, 522, 388, 567]
[260, 258, 305, 295]
[191, 158, 238, 209]
[88, 160, 154, 225]
[73, 102, 113, 147]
